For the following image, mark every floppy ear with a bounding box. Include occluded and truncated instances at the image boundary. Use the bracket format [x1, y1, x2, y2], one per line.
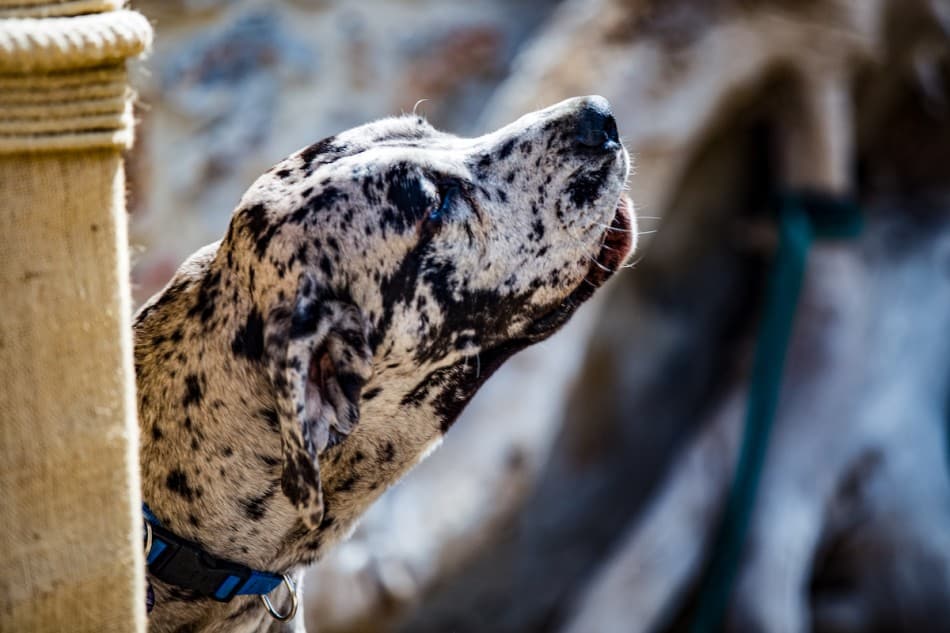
[266, 272, 373, 529]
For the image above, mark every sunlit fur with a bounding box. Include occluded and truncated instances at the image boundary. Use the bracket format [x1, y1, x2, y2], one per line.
[135, 96, 634, 632]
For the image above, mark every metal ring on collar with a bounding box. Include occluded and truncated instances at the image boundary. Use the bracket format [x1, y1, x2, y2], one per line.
[144, 520, 153, 558]
[260, 574, 298, 622]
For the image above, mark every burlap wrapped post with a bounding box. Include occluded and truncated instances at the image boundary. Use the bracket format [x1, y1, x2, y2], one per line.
[0, 3, 152, 631]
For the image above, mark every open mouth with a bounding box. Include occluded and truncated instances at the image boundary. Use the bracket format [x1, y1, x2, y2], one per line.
[589, 195, 634, 284]
[524, 195, 634, 340]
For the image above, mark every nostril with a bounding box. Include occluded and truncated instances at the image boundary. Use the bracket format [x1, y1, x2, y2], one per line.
[575, 101, 620, 149]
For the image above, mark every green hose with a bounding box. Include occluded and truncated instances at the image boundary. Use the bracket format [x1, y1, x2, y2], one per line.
[690, 191, 862, 633]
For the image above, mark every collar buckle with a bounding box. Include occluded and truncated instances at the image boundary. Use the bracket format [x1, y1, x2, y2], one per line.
[146, 522, 252, 602]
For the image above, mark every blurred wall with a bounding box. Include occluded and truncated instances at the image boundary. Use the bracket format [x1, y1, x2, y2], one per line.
[129, 0, 558, 304]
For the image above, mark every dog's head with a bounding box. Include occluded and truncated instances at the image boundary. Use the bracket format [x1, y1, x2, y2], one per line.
[222, 96, 635, 529]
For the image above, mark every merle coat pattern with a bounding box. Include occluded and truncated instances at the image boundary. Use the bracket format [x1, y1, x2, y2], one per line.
[135, 96, 636, 632]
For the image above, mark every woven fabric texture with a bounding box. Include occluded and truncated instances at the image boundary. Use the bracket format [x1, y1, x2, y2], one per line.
[0, 150, 145, 633]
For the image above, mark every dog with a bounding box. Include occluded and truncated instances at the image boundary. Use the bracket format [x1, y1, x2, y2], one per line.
[133, 95, 636, 632]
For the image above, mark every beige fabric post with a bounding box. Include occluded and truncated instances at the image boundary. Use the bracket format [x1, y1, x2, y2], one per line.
[0, 3, 151, 632]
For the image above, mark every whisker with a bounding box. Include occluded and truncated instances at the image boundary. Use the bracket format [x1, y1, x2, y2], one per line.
[594, 222, 636, 234]
[582, 251, 615, 274]
[594, 222, 659, 237]
[621, 252, 649, 269]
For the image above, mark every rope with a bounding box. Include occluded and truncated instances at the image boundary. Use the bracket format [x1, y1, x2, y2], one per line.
[0, 10, 152, 72]
[0, 9, 151, 152]
[690, 191, 862, 633]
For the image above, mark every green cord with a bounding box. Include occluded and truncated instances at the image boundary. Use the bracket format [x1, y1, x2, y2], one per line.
[690, 191, 861, 633]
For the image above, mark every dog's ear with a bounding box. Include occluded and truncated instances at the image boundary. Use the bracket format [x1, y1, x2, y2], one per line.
[266, 272, 373, 529]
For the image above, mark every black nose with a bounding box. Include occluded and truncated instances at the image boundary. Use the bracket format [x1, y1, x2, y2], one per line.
[575, 98, 619, 149]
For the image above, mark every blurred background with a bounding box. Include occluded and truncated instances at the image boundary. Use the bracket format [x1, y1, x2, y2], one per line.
[128, 1, 950, 631]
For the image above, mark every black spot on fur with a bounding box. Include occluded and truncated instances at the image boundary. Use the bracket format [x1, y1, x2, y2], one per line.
[240, 483, 277, 521]
[231, 308, 264, 362]
[319, 255, 333, 277]
[475, 154, 492, 177]
[186, 269, 221, 324]
[240, 203, 281, 259]
[362, 386, 382, 401]
[497, 138, 516, 159]
[258, 454, 280, 467]
[281, 448, 320, 509]
[335, 477, 357, 493]
[361, 176, 382, 205]
[306, 537, 324, 551]
[276, 168, 292, 179]
[291, 187, 347, 224]
[382, 441, 395, 463]
[166, 468, 195, 501]
[151, 425, 163, 441]
[300, 136, 339, 170]
[182, 374, 203, 408]
[295, 243, 310, 267]
[565, 160, 612, 208]
[531, 219, 545, 241]
[401, 363, 456, 408]
[260, 407, 279, 430]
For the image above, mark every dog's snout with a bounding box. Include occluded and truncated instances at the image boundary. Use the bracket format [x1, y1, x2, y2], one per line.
[575, 97, 619, 150]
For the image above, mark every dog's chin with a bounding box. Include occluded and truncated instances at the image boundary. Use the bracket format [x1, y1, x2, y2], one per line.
[523, 195, 635, 341]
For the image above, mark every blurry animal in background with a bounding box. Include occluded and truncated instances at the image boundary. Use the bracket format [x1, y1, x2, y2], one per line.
[133, 95, 635, 632]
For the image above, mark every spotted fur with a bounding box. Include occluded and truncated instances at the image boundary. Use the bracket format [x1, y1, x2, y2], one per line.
[135, 96, 636, 632]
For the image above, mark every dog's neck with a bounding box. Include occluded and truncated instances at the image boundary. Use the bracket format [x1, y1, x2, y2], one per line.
[134, 245, 475, 630]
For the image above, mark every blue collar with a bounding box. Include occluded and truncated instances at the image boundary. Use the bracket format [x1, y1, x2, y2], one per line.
[142, 503, 284, 602]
